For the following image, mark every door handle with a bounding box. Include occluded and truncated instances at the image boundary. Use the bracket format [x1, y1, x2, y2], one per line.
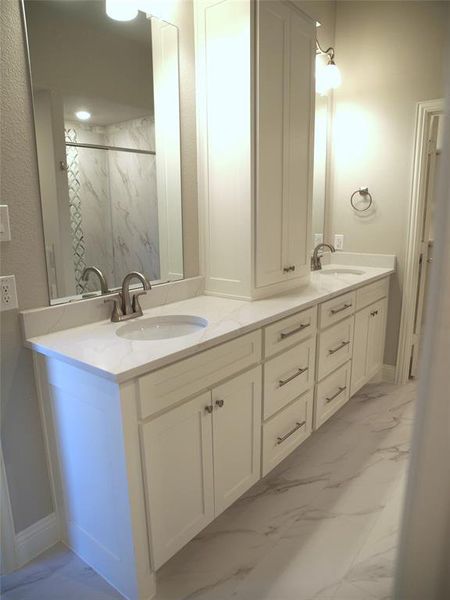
[215, 399, 224, 408]
[279, 322, 310, 339]
[330, 303, 352, 315]
[325, 385, 347, 404]
[205, 405, 213, 414]
[276, 420, 306, 445]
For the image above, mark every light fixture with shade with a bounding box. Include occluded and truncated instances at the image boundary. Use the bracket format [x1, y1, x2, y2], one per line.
[105, 0, 138, 21]
[315, 39, 342, 96]
[75, 110, 91, 121]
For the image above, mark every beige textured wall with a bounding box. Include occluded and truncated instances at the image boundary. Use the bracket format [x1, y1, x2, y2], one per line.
[0, 0, 53, 532]
[331, 0, 449, 365]
[0, 0, 198, 534]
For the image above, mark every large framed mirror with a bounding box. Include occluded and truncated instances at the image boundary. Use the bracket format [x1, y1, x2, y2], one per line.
[23, 0, 184, 304]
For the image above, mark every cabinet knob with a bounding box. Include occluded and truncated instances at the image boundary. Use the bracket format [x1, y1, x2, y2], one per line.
[283, 265, 296, 273]
[370, 310, 379, 317]
[215, 399, 225, 408]
[205, 405, 213, 414]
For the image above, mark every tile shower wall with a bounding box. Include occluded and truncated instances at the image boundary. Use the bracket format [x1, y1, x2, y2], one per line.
[64, 116, 160, 292]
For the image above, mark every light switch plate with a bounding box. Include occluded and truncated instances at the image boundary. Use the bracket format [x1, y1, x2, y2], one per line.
[0, 205, 11, 242]
[0, 275, 18, 311]
[334, 234, 344, 250]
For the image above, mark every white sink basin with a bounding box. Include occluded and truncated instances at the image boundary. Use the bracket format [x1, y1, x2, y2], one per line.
[319, 268, 365, 276]
[116, 315, 208, 341]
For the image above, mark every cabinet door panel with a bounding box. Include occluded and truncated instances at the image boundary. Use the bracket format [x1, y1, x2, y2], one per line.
[142, 392, 214, 569]
[366, 298, 387, 380]
[286, 8, 315, 277]
[351, 306, 370, 396]
[212, 367, 262, 516]
[256, 0, 289, 287]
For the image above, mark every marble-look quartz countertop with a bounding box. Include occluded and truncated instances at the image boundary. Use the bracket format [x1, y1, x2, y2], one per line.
[25, 265, 393, 383]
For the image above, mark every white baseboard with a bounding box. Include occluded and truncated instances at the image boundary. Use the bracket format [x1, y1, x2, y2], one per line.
[15, 512, 59, 568]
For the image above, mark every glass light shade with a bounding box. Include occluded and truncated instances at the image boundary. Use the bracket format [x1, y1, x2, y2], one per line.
[106, 0, 138, 21]
[316, 57, 342, 96]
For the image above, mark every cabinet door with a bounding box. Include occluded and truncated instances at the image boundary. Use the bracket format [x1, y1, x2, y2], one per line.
[141, 391, 214, 569]
[351, 306, 370, 396]
[366, 298, 387, 380]
[351, 298, 387, 395]
[212, 366, 262, 516]
[256, 1, 315, 287]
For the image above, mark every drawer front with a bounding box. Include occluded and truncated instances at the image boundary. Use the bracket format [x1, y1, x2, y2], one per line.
[356, 277, 389, 311]
[264, 338, 315, 420]
[319, 291, 356, 329]
[262, 389, 313, 476]
[317, 316, 354, 380]
[264, 307, 317, 358]
[139, 331, 262, 419]
[314, 361, 351, 430]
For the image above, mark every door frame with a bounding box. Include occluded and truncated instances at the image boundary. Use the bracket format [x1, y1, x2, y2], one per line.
[396, 99, 444, 384]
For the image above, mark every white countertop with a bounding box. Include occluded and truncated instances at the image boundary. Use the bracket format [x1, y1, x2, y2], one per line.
[26, 265, 393, 383]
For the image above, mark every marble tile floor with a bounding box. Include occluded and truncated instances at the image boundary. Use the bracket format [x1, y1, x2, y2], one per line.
[1, 381, 416, 600]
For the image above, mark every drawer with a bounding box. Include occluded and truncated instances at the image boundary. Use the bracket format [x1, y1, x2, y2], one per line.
[319, 291, 356, 329]
[139, 331, 262, 419]
[262, 389, 313, 476]
[264, 307, 317, 358]
[263, 338, 315, 420]
[317, 316, 354, 380]
[356, 277, 389, 311]
[314, 361, 351, 430]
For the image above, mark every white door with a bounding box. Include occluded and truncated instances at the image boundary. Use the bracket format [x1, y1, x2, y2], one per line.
[256, 1, 315, 288]
[410, 115, 441, 377]
[212, 367, 262, 516]
[141, 391, 214, 569]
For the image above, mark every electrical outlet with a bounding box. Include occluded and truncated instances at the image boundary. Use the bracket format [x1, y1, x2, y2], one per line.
[0, 275, 18, 311]
[334, 234, 344, 250]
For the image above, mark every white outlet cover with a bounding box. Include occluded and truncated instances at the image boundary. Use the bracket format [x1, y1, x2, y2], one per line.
[334, 234, 344, 250]
[0, 275, 18, 311]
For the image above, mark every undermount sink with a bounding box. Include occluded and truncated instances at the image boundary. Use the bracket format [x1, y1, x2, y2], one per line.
[116, 315, 208, 341]
[319, 268, 365, 276]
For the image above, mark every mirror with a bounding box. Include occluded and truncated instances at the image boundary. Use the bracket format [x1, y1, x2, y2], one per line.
[312, 69, 331, 248]
[23, 0, 184, 304]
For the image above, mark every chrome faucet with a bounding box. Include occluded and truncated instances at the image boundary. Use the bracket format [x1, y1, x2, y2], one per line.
[105, 271, 151, 322]
[311, 243, 336, 271]
[82, 266, 109, 294]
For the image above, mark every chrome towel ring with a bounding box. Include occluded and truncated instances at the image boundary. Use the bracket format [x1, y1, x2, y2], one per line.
[350, 187, 373, 212]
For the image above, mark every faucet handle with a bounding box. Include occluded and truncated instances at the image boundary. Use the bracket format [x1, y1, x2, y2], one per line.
[132, 290, 147, 316]
[104, 294, 123, 322]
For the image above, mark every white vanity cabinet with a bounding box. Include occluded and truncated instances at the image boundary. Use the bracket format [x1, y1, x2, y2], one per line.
[195, 0, 315, 299]
[142, 367, 262, 569]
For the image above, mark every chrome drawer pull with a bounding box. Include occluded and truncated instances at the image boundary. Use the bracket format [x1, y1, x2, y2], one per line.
[330, 303, 352, 315]
[278, 367, 308, 387]
[328, 340, 350, 355]
[325, 385, 347, 404]
[279, 322, 310, 340]
[277, 420, 306, 445]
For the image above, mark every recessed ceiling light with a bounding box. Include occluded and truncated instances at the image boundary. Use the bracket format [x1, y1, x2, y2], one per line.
[75, 110, 91, 121]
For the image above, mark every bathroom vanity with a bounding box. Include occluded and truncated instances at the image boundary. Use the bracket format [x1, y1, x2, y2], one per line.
[25, 264, 393, 600]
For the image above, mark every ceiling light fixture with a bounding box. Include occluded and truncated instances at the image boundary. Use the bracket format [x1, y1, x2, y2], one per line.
[105, 0, 138, 21]
[75, 110, 91, 121]
[316, 40, 342, 96]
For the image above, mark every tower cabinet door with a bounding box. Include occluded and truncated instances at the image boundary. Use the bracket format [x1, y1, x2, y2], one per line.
[212, 366, 262, 516]
[256, 1, 315, 288]
[141, 391, 214, 569]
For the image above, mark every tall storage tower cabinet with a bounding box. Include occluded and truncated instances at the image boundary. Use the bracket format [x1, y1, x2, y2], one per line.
[195, 0, 316, 300]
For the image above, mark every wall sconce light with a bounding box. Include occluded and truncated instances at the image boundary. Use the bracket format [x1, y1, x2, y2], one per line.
[106, 0, 138, 21]
[316, 40, 342, 96]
